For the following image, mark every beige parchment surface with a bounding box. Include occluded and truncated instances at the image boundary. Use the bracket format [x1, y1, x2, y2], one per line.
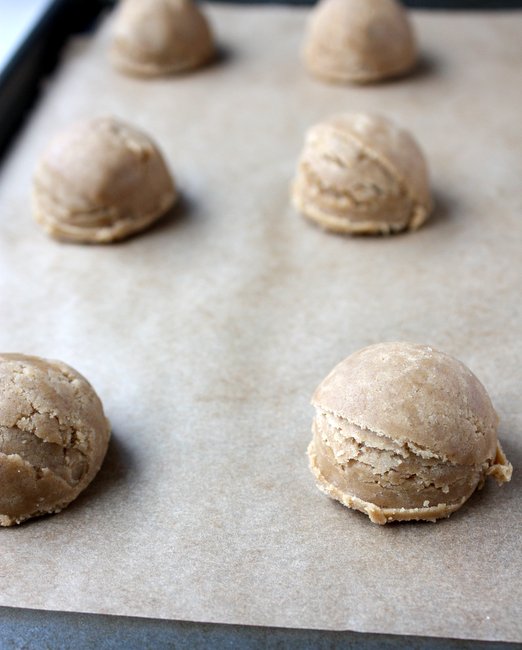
[0, 5, 521, 642]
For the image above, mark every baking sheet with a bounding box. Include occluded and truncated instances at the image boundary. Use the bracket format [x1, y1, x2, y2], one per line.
[0, 4, 521, 642]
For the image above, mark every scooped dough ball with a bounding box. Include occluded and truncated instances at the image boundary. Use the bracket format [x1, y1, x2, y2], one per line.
[33, 116, 177, 244]
[308, 342, 512, 524]
[110, 0, 215, 77]
[0, 354, 111, 526]
[303, 0, 417, 84]
[292, 112, 432, 235]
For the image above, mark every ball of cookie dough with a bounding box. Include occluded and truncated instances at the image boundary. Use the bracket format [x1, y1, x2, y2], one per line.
[308, 342, 512, 524]
[0, 354, 111, 526]
[292, 112, 432, 235]
[110, 0, 215, 77]
[303, 0, 417, 84]
[33, 116, 177, 244]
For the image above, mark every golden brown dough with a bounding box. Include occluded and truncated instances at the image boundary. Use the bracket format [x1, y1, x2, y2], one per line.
[292, 112, 432, 235]
[33, 116, 177, 244]
[0, 354, 111, 526]
[303, 0, 417, 84]
[110, 0, 215, 77]
[308, 342, 512, 524]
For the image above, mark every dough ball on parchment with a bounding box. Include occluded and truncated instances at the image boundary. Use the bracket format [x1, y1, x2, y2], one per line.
[110, 0, 215, 77]
[0, 354, 111, 526]
[303, 0, 417, 84]
[33, 116, 177, 244]
[292, 112, 432, 235]
[308, 342, 512, 525]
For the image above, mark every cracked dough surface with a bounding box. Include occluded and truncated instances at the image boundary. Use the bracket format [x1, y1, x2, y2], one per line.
[110, 0, 215, 77]
[33, 116, 177, 244]
[303, 0, 417, 84]
[0, 354, 111, 526]
[292, 112, 432, 235]
[308, 342, 512, 524]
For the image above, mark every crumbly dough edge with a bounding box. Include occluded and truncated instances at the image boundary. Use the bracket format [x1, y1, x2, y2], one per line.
[307, 439, 465, 524]
[0, 452, 69, 526]
[110, 48, 215, 78]
[1, 502, 70, 527]
[32, 186, 178, 244]
[291, 187, 425, 235]
[487, 440, 513, 484]
[0, 445, 108, 527]
[303, 52, 416, 86]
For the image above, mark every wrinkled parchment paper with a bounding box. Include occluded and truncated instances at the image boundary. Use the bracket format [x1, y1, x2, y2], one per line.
[0, 5, 521, 642]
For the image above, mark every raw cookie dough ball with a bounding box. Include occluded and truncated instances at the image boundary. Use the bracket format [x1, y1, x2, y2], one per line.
[308, 342, 512, 524]
[303, 0, 417, 84]
[292, 113, 432, 235]
[0, 354, 111, 526]
[110, 0, 215, 77]
[33, 116, 177, 244]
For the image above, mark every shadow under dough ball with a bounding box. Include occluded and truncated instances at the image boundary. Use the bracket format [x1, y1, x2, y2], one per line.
[308, 342, 512, 524]
[110, 0, 215, 77]
[303, 0, 417, 84]
[0, 354, 111, 526]
[32, 116, 177, 244]
[292, 112, 432, 235]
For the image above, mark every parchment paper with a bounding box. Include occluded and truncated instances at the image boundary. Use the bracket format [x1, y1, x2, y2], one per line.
[0, 5, 521, 642]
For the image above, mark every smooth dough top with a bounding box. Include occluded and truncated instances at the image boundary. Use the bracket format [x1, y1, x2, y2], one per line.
[0, 354, 111, 526]
[303, 0, 417, 83]
[312, 342, 499, 466]
[110, 0, 215, 77]
[33, 116, 177, 243]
